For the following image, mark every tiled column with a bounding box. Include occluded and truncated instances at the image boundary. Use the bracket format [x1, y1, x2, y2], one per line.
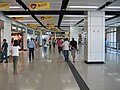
[22, 26, 27, 50]
[84, 11, 105, 63]
[40, 31, 42, 45]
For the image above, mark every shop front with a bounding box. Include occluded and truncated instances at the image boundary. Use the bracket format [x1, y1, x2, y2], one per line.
[11, 25, 25, 50]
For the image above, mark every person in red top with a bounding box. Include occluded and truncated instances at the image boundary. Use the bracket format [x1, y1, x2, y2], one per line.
[57, 38, 63, 54]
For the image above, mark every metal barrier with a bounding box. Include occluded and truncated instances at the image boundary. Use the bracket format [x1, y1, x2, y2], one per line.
[107, 42, 120, 54]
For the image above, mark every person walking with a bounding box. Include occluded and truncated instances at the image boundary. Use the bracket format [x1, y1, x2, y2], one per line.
[105, 38, 108, 53]
[57, 38, 63, 54]
[11, 40, 20, 75]
[0, 39, 8, 63]
[28, 38, 35, 61]
[43, 39, 48, 55]
[70, 38, 77, 63]
[62, 38, 69, 62]
[49, 38, 52, 49]
[52, 38, 56, 49]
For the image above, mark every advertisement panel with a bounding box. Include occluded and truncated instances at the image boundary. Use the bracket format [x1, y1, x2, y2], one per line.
[0, 3, 10, 10]
[29, 2, 50, 10]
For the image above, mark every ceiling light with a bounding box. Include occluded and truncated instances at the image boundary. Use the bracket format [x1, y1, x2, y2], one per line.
[107, 6, 120, 9]
[68, 6, 120, 9]
[8, 15, 31, 17]
[9, 6, 22, 9]
[61, 23, 75, 25]
[17, 20, 36, 22]
[24, 22, 39, 24]
[62, 20, 80, 21]
[68, 6, 98, 8]
[105, 15, 114, 18]
[12, 26, 17, 29]
[64, 15, 86, 17]
[18, 28, 21, 31]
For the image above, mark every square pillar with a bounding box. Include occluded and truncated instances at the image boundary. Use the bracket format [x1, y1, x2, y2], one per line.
[84, 11, 105, 63]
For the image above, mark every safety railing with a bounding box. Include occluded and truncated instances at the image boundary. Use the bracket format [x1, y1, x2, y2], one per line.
[107, 42, 120, 54]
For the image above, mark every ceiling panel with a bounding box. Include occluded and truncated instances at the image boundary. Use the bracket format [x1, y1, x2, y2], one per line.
[1, 0, 120, 31]
[67, 0, 120, 11]
[68, 0, 109, 7]
[0, 0, 62, 11]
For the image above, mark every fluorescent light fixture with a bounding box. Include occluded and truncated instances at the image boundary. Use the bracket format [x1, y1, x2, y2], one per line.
[64, 15, 86, 17]
[107, 6, 120, 9]
[68, 6, 98, 8]
[18, 20, 36, 22]
[65, 15, 114, 18]
[61, 23, 75, 25]
[68, 6, 120, 9]
[12, 26, 16, 30]
[8, 15, 31, 17]
[18, 28, 21, 31]
[22, 29, 25, 31]
[62, 20, 80, 21]
[24, 23, 39, 25]
[24, 22, 39, 24]
[9, 6, 22, 9]
[105, 15, 114, 18]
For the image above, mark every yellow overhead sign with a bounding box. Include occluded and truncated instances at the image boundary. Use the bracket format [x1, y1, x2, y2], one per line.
[36, 27, 41, 30]
[40, 16, 53, 20]
[11, 17, 24, 21]
[27, 24, 37, 29]
[46, 23, 55, 28]
[0, 3, 10, 10]
[29, 2, 50, 10]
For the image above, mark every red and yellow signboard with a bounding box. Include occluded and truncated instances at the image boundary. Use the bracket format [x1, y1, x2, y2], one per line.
[40, 16, 53, 20]
[29, 2, 50, 10]
[46, 23, 55, 28]
[36, 27, 41, 30]
[0, 3, 10, 10]
[27, 24, 37, 29]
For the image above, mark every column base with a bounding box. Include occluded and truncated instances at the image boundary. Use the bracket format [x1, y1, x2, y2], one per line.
[84, 61, 105, 64]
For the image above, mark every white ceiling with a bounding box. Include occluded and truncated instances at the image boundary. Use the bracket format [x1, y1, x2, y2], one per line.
[0, 0, 120, 31]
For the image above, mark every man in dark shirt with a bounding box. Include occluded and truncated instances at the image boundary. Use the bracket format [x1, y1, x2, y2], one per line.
[0, 39, 8, 63]
[70, 38, 77, 63]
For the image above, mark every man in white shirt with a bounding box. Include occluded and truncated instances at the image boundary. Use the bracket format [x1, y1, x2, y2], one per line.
[62, 38, 69, 62]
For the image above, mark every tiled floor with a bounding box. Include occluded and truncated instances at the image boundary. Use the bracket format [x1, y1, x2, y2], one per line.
[0, 46, 120, 90]
[0, 48, 79, 90]
[72, 45, 120, 90]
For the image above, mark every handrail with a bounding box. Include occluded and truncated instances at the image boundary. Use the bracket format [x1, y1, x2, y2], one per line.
[107, 42, 119, 54]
